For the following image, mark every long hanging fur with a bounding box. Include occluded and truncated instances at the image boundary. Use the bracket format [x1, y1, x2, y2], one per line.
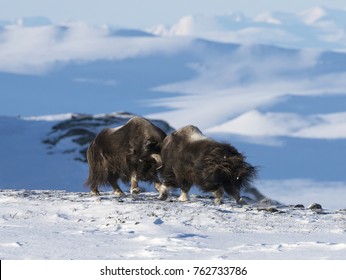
[85, 140, 109, 187]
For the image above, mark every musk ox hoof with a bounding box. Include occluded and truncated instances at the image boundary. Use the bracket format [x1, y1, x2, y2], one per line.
[90, 190, 100, 196]
[237, 197, 249, 205]
[158, 184, 169, 200]
[178, 193, 190, 202]
[131, 187, 141, 195]
[158, 193, 168, 201]
[214, 198, 223, 205]
[113, 190, 125, 197]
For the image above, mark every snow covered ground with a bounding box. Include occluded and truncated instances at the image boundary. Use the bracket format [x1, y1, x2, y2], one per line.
[1, 189, 345, 260]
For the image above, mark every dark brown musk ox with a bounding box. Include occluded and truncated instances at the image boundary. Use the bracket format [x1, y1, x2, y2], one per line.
[158, 125, 257, 204]
[85, 117, 166, 196]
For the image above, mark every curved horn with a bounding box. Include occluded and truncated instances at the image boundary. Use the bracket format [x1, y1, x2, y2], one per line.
[151, 153, 162, 165]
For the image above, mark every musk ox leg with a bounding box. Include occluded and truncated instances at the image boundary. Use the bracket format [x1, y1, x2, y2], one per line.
[154, 176, 163, 192]
[158, 184, 169, 200]
[213, 187, 225, 205]
[227, 188, 241, 204]
[154, 180, 161, 192]
[130, 173, 141, 194]
[108, 174, 125, 197]
[90, 185, 101, 196]
[178, 185, 191, 202]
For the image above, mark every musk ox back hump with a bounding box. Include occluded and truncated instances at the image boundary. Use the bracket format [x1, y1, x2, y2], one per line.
[97, 117, 166, 155]
[174, 125, 207, 142]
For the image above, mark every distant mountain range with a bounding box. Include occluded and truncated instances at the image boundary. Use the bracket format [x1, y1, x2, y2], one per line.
[151, 6, 346, 50]
[2, 6, 346, 50]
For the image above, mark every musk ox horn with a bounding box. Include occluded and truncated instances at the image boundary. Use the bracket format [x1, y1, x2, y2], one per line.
[151, 153, 163, 170]
[151, 153, 162, 164]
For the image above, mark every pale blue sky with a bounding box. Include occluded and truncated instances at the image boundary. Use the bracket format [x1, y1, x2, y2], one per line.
[1, 0, 346, 28]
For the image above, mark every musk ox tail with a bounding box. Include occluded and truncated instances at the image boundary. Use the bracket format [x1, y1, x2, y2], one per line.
[84, 141, 109, 189]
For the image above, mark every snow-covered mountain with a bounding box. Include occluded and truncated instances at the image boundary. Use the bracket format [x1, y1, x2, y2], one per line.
[151, 6, 346, 50]
[1, 8, 346, 209]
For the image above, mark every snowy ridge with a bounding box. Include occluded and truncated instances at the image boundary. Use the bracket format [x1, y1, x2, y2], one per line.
[1, 189, 345, 259]
[150, 6, 346, 50]
[23, 113, 76, 121]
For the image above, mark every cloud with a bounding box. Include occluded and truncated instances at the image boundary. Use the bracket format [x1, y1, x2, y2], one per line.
[150, 7, 346, 49]
[0, 22, 191, 74]
[150, 14, 302, 47]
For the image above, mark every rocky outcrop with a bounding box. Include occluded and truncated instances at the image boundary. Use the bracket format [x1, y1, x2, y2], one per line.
[43, 112, 175, 162]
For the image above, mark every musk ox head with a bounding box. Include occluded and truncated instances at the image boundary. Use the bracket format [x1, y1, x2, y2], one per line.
[198, 143, 257, 202]
[135, 153, 163, 181]
[144, 139, 162, 154]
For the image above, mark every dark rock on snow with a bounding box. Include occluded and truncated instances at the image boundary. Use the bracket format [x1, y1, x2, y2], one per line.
[42, 112, 175, 162]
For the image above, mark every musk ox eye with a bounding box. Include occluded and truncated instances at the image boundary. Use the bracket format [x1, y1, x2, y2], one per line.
[236, 176, 240, 180]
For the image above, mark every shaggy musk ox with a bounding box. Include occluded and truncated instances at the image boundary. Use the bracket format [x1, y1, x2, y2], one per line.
[85, 117, 166, 195]
[158, 125, 257, 204]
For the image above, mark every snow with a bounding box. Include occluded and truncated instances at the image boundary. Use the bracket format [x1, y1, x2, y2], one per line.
[151, 6, 346, 50]
[23, 113, 76, 121]
[206, 110, 346, 140]
[253, 12, 282, 25]
[0, 116, 87, 190]
[1, 190, 345, 260]
[300, 7, 327, 24]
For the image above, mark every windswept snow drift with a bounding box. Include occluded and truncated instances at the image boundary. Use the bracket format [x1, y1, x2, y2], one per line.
[0, 190, 345, 260]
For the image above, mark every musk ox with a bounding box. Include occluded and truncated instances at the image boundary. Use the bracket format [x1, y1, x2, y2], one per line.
[158, 125, 257, 204]
[85, 117, 166, 196]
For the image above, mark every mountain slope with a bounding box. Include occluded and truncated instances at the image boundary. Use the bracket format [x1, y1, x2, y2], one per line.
[0, 113, 173, 191]
[152, 6, 346, 50]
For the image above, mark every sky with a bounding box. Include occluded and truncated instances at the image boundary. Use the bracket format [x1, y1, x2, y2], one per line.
[1, 0, 346, 28]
